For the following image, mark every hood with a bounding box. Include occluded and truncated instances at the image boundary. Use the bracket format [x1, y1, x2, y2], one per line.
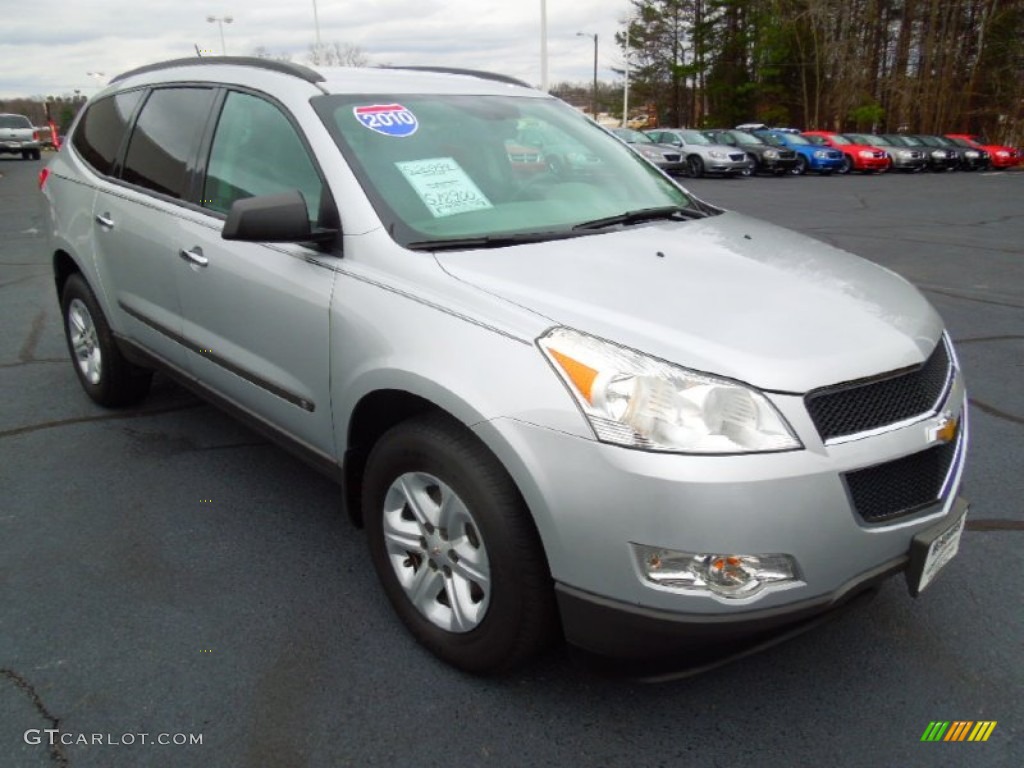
[436, 212, 943, 392]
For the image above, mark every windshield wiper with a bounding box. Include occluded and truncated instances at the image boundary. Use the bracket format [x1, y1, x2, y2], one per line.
[572, 205, 707, 232]
[406, 230, 582, 251]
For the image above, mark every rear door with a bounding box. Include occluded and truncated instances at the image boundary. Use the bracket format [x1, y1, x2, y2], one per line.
[89, 87, 217, 369]
[175, 89, 338, 459]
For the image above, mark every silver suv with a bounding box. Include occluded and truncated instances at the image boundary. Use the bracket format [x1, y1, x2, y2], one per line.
[42, 58, 968, 675]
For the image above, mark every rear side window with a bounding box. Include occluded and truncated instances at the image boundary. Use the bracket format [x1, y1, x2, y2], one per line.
[71, 91, 144, 176]
[122, 88, 216, 199]
[0, 115, 33, 129]
[202, 91, 323, 222]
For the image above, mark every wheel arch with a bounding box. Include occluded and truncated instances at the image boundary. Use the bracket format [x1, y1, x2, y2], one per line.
[53, 249, 82, 300]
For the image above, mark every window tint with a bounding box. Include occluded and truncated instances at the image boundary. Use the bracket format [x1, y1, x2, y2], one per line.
[0, 115, 33, 129]
[203, 92, 323, 222]
[71, 91, 144, 176]
[122, 88, 215, 199]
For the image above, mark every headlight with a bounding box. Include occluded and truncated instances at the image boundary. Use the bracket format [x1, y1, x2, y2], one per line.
[897, 150, 911, 159]
[639, 147, 660, 158]
[814, 150, 828, 158]
[858, 150, 874, 158]
[996, 150, 1009, 157]
[538, 328, 801, 454]
[763, 149, 779, 159]
[707, 151, 727, 159]
[964, 150, 978, 158]
[931, 149, 945, 158]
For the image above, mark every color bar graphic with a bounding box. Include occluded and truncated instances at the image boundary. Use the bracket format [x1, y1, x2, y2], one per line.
[921, 721, 996, 742]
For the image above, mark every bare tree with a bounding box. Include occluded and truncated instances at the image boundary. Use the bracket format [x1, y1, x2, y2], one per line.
[308, 42, 370, 67]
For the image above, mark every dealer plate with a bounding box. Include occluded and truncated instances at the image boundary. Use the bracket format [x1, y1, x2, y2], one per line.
[906, 504, 967, 597]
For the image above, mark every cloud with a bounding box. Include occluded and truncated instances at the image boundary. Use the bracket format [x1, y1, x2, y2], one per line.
[0, 0, 629, 98]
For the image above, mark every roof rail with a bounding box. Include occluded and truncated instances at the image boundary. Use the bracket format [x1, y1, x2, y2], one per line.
[111, 56, 325, 85]
[376, 66, 532, 89]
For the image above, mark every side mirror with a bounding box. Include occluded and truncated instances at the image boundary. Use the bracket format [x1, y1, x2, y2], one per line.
[222, 190, 337, 245]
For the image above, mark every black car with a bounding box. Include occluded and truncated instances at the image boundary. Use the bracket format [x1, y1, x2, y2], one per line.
[882, 135, 957, 172]
[702, 129, 799, 176]
[922, 134, 990, 171]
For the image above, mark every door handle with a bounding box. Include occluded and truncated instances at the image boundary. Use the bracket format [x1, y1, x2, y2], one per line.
[179, 246, 209, 268]
[95, 213, 114, 228]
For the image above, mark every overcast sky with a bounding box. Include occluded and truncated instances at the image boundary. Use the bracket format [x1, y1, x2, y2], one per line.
[0, 0, 632, 98]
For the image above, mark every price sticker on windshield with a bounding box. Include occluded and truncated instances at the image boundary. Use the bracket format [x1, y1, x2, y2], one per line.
[353, 104, 419, 137]
[396, 157, 493, 218]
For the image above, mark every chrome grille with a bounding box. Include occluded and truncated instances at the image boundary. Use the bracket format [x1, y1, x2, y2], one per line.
[806, 339, 952, 442]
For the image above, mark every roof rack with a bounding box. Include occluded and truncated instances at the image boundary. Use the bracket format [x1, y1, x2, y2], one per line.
[110, 56, 325, 85]
[376, 66, 532, 89]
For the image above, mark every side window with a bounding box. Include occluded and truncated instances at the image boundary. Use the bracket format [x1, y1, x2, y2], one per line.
[121, 88, 216, 199]
[202, 91, 323, 222]
[71, 90, 144, 176]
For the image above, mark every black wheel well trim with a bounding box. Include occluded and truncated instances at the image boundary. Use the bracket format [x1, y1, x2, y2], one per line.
[53, 249, 82, 298]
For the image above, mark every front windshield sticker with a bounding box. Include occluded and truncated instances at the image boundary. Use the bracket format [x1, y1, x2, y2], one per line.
[353, 104, 419, 137]
[395, 158, 493, 218]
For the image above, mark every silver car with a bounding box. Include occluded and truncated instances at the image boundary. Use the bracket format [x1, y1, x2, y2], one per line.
[42, 58, 968, 675]
[644, 128, 752, 177]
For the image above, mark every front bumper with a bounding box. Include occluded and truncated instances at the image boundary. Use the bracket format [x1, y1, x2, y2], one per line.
[891, 156, 928, 171]
[703, 158, 751, 175]
[474, 365, 967, 662]
[854, 156, 890, 171]
[808, 156, 844, 172]
[654, 159, 688, 175]
[760, 156, 799, 172]
[559, 496, 966, 663]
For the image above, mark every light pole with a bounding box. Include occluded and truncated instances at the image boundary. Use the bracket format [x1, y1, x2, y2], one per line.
[540, 0, 548, 92]
[312, 0, 322, 61]
[206, 15, 233, 55]
[576, 32, 598, 119]
[622, 21, 632, 127]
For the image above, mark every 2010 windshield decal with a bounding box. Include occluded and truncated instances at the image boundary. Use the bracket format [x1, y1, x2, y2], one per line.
[353, 104, 419, 137]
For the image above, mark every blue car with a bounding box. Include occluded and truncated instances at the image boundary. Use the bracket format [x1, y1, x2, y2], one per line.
[755, 130, 844, 175]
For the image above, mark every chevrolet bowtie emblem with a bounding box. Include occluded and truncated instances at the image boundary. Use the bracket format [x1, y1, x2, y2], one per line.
[930, 414, 958, 444]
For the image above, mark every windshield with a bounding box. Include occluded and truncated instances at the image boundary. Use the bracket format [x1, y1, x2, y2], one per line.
[782, 134, 811, 145]
[314, 94, 696, 248]
[827, 134, 852, 145]
[758, 133, 787, 147]
[726, 130, 766, 146]
[678, 130, 712, 145]
[611, 127, 653, 144]
[948, 137, 975, 148]
[845, 134, 884, 146]
[0, 115, 33, 129]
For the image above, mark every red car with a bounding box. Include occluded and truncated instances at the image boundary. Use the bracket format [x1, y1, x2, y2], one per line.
[944, 134, 1021, 169]
[802, 131, 890, 174]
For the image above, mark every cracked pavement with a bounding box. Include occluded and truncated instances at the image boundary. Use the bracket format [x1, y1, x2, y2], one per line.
[2, 156, 1022, 767]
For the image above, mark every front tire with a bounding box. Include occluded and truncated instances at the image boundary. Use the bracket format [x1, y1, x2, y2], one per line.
[687, 155, 704, 178]
[61, 273, 152, 407]
[839, 155, 853, 174]
[791, 156, 807, 175]
[363, 414, 556, 674]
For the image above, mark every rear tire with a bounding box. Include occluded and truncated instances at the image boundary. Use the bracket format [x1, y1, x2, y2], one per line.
[363, 413, 556, 674]
[60, 273, 152, 407]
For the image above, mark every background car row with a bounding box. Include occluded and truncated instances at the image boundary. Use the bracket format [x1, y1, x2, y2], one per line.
[619, 124, 1021, 178]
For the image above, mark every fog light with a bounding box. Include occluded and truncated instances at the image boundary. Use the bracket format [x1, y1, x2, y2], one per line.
[634, 545, 798, 598]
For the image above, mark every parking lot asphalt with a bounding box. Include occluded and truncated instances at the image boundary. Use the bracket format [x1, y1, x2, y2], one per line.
[2, 156, 1022, 767]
